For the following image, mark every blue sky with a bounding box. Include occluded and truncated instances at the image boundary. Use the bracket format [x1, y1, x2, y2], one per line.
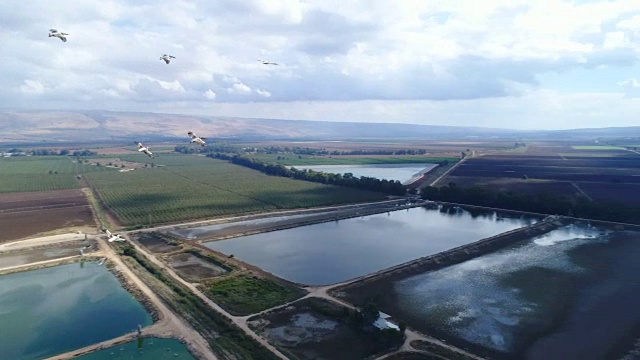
[2, 0, 640, 129]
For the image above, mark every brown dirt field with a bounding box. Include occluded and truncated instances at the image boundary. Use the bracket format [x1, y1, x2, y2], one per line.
[167, 252, 229, 281]
[0, 189, 96, 243]
[135, 232, 182, 253]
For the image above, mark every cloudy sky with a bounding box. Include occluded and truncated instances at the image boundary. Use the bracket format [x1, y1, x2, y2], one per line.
[3, 0, 640, 129]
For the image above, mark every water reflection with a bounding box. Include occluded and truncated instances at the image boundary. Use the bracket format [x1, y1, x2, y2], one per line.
[204, 206, 538, 285]
[290, 164, 438, 183]
[394, 225, 640, 359]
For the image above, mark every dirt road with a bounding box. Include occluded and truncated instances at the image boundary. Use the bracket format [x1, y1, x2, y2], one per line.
[0, 232, 88, 252]
[46, 238, 218, 360]
[126, 238, 290, 360]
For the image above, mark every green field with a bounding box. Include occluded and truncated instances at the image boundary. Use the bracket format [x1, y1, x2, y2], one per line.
[84, 154, 386, 227]
[0, 156, 113, 193]
[247, 154, 459, 166]
[571, 145, 626, 150]
[206, 275, 307, 316]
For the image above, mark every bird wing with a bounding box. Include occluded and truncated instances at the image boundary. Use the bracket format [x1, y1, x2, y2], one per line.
[61, 37, 67, 42]
[188, 132, 195, 138]
[60, 33, 69, 35]
[169, 55, 176, 58]
[200, 137, 207, 140]
[49, 29, 58, 33]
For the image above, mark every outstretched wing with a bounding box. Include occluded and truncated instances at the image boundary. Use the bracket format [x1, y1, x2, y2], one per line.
[200, 137, 207, 140]
[137, 142, 143, 149]
[61, 37, 67, 42]
[49, 29, 58, 33]
[105, 230, 112, 237]
[188, 132, 195, 138]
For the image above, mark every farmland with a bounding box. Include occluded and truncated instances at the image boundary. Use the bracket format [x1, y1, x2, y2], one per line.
[83, 154, 387, 227]
[0, 189, 95, 242]
[0, 156, 113, 193]
[441, 144, 640, 206]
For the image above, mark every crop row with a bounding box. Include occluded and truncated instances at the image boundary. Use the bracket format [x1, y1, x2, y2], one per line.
[0, 174, 80, 193]
[84, 156, 384, 227]
[0, 157, 113, 175]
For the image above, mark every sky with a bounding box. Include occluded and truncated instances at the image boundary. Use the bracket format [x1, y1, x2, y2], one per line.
[2, 0, 640, 130]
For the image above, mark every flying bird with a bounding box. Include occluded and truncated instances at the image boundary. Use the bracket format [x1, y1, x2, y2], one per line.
[160, 54, 176, 64]
[48, 29, 69, 42]
[137, 142, 154, 158]
[258, 60, 278, 65]
[102, 229, 125, 242]
[188, 132, 207, 147]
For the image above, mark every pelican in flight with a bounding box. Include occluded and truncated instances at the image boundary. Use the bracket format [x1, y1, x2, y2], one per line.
[188, 132, 207, 147]
[258, 60, 278, 65]
[48, 29, 69, 42]
[137, 142, 154, 158]
[102, 229, 125, 242]
[160, 54, 176, 64]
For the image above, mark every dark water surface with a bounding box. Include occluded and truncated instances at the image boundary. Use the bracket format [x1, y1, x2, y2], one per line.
[204, 206, 538, 285]
[392, 225, 640, 359]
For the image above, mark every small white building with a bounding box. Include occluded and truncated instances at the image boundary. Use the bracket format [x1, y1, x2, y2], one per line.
[372, 312, 400, 331]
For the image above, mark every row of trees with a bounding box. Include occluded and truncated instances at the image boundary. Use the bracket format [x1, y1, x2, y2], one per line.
[421, 184, 640, 224]
[175, 144, 434, 157]
[209, 153, 406, 195]
[15, 148, 97, 156]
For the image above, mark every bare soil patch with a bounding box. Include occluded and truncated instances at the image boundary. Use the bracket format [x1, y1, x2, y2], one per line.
[247, 297, 394, 360]
[168, 252, 229, 281]
[0, 239, 98, 269]
[135, 232, 182, 253]
[0, 189, 95, 243]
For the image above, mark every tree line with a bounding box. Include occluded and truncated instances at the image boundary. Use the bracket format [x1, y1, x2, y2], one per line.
[421, 184, 640, 225]
[5, 148, 97, 156]
[208, 152, 406, 195]
[174, 144, 431, 157]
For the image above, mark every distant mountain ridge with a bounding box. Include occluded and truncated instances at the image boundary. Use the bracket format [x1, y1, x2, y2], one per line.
[0, 110, 638, 143]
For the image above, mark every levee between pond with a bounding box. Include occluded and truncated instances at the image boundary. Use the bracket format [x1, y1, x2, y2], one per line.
[331, 216, 569, 295]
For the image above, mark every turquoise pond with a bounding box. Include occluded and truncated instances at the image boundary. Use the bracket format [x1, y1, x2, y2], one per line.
[74, 337, 195, 359]
[0, 262, 152, 360]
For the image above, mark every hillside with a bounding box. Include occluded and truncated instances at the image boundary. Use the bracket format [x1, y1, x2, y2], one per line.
[1, 110, 639, 143]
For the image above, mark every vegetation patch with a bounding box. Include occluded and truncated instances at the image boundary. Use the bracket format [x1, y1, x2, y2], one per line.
[0, 156, 113, 193]
[121, 245, 280, 360]
[83, 154, 385, 227]
[206, 274, 307, 316]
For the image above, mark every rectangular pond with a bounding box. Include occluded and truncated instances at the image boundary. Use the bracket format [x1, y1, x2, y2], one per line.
[289, 164, 438, 184]
[386, 224, 640, 359]
[204, 205, 538, 285]
[0, 262, 152, 360]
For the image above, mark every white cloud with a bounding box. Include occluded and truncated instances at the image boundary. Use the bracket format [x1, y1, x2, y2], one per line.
[204, 89, 217, 99]
[227, 83, 252, 95]
[20, 80, 46, 94]
[2, 0, 640, 128]
[256, 88, 271, 97]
